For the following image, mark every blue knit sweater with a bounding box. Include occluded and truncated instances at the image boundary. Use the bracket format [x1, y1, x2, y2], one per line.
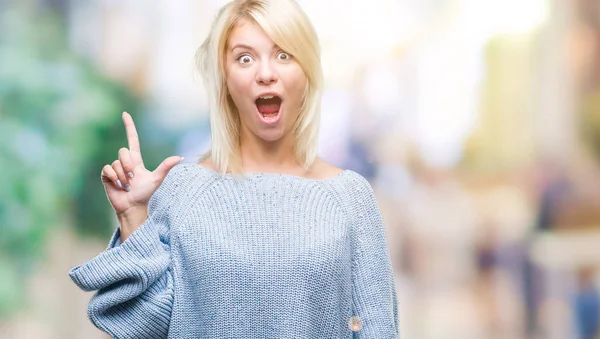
[69, 163, 399, 338]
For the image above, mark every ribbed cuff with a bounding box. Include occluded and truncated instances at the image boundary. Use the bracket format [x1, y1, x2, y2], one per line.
[68, 216, 169, 292]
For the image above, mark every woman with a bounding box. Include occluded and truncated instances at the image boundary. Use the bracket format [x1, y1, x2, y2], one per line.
[69, 0, 399, 338]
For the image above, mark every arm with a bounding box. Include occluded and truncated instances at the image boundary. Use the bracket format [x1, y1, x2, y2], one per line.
[69, 165, 184, 339]
[348, 175, 399, 338]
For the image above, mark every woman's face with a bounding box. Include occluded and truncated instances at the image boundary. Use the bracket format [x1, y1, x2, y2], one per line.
[225, 19, 307, 144]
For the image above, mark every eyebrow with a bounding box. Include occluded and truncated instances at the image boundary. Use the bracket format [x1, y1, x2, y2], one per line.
[230, 43, 276, 52]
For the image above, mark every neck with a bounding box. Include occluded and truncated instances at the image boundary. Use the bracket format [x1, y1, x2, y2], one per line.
[239, 132, 300, 174]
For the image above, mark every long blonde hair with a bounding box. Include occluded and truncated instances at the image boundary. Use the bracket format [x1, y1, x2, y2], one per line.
[195, 0, 323, 175]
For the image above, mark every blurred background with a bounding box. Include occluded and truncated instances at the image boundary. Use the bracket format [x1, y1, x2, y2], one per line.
[1, 0, 600, 338]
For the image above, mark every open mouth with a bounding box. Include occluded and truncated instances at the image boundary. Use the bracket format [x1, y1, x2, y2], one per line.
[255, 95, 282, 123]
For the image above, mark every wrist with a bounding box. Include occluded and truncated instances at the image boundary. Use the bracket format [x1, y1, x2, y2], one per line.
[117, 206, 148, 220]
[117, 206, 148, 240]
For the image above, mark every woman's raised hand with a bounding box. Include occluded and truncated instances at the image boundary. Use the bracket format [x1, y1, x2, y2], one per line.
[101, 112, 183, 218]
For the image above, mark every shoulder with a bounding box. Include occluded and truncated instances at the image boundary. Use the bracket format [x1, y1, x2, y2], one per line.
[153, 161, 207, 200]
[309, 157, 345, 180]
[149, 161, 216, 211]
[326, 168, 383, 226]
[343, 172, 377, 202]
[333, 167, 378, 210]
[150, 163, 188, 204]
[162, 161, 195, 185]
[313, 158, 377, 207]
[317, 159, 371, 193]
[198, 158, 218, 172]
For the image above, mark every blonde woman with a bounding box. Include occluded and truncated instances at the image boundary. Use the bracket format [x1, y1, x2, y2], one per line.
[69, 0, 399, 338]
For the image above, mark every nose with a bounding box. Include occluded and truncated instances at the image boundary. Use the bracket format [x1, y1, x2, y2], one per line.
[255, 60, 278, 85]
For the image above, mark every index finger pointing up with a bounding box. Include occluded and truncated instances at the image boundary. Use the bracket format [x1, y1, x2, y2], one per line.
[122, 112, 141, 153]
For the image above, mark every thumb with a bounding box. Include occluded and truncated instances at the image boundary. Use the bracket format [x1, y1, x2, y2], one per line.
[153, 156, 184, 183]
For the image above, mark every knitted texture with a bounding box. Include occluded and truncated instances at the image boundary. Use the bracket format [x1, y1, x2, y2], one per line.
[69, 163, 399, 338]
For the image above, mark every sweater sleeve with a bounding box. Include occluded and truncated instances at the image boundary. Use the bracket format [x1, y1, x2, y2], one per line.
[348, 174, 400, 339]
[68, 164, 185, 339]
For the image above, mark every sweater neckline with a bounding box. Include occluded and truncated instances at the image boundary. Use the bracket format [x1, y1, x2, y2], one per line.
[193, 164, 352, 183]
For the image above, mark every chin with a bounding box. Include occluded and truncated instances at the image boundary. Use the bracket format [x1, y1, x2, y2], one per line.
[255, 129, 286, 143]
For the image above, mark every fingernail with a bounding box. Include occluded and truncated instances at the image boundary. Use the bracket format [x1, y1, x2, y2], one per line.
[180, 157, 185, 162]
[116, 180, 122, 188]
[125, 184, 131, 192]
[127, 172, 134, 178]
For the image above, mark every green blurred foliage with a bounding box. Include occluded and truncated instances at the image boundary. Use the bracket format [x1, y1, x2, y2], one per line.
[0, 3, 145, 319]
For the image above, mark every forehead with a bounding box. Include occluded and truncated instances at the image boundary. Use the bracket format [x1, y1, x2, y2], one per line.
[227, 19, 274, 49]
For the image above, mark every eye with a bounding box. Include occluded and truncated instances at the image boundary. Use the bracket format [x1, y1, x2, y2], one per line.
[237, 54, 254, 64]
[277, 52, 292, 60]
